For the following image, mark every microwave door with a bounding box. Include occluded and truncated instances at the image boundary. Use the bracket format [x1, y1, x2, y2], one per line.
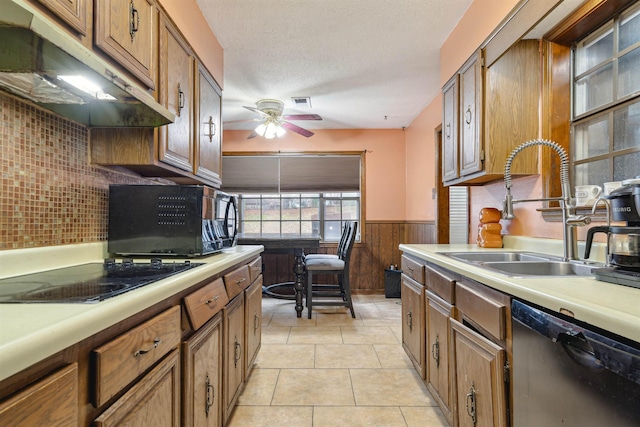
[224, 196, 238, 244]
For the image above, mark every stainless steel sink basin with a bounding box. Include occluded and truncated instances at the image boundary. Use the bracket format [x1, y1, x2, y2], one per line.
[480, 261, 596, 277]
[438, 251, 601, 277]
[442, 251, 552, 263]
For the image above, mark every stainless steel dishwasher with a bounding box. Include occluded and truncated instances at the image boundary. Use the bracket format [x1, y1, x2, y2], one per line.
[511, 299, 640, 426]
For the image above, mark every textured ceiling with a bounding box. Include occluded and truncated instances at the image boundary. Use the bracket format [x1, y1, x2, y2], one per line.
[196, 0, 473, 132]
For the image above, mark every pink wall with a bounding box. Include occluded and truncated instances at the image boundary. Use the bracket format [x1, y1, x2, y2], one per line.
[156, 0, 224, 87]
[222, 129, 406, 221]
[404, 95, 442, 221]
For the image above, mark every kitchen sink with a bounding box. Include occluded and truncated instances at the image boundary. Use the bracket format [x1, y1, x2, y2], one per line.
[442, 251, 553, 263]
[480, 261, 596, 277]
[438, 251, 601, 277]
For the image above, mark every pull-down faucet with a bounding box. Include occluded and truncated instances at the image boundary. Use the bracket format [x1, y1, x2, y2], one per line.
[502, 139, 590, 261]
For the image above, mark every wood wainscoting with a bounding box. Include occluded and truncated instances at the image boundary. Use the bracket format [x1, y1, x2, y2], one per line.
[259, 221, 436, 294]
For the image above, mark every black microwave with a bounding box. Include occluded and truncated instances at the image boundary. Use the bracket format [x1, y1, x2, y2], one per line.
[108, 185, 238, 257]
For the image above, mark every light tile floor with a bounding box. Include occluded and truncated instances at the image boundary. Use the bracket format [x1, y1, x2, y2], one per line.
[226, 294, 449, 427]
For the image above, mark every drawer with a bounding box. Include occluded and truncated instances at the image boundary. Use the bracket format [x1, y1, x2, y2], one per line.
[426, 264, 455, 304]
[92, 306, 181, 407]
[455, 280, 507, 342]
[184, 277, 229, 330]
[248, 256, 262, 284]
[401, 255, 425, 284]
[224, 265, 251, 300]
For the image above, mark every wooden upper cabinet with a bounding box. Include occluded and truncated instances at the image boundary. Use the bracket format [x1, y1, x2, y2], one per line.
[37, 0, 87, 35]
[442, 75, 459, 182]
[195, 62, 222, 186]
[94, 0, 157, 89]
[158, 16, 195, 173]
[458, 50, 484, 178]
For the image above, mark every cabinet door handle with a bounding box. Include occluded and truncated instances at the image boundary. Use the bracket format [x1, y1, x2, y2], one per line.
[206, 116, 216, 141]
[205, 374, 214, 417]
[133, 338, 160, 357]
[465, 106, 472, 126]
[432, 335, 440, 368]
[406, 310, 413, 331]
[129, 0, 139, 41]
[234, 338, 242, 367]
[254, 313, 260, 334]
[177, 84, 184, 116]
[466, 381, 477, 426]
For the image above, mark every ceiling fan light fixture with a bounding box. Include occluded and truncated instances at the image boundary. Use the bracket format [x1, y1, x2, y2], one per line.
[255, 119, 285, 139]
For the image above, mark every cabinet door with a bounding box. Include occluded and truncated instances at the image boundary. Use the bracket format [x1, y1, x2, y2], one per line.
[401, 276, 425, 379]
[427, 293, 452, 420]
[94, 349, 181, 427]
[94, 0, 156, 88]
[451, 319, 507, 427]
[223, 294, 245, 423]
[182, 314, 222, 427]
[442, 75, 459, 182]
[459, 50, 484, 177]
[195, 63, 222, 186]
[0, 363, 78, 427]
[244, 275, 263, 380]
[159, 17, 194, 172]
[37, 0, 87, 35]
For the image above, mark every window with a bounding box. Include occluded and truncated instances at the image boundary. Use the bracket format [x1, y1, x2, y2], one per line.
[238, 193, 360, 241]
[221, 153, 363, 241]
[572, 3, 640, 185]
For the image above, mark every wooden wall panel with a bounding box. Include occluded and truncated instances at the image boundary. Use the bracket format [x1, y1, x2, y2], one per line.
[259, 221, 436, 294]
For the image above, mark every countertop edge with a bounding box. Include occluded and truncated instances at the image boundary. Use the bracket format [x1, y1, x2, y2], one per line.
[399, 243, 640, 345]
[0, 245, 264, 382]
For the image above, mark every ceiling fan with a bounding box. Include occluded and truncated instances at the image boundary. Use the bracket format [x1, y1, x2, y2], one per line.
[225, 99, 322, 139]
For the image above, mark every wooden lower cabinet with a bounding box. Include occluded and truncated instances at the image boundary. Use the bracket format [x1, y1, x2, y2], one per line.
[401, 275, 425, 378]
[182, 313, 223, 427]
[426, 290, 452, 423]
[223, 294, 245, 423]
[94, 349, 181, 426]
[244, 275, 263, 380]
[451, 319, 507, 427]
[0, 363, 78, 426]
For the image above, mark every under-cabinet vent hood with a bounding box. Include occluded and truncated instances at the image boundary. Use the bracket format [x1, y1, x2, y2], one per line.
[0, 0, 174, 127]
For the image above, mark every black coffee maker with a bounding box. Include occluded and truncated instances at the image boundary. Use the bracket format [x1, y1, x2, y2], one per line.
[586, 179, 640, 287]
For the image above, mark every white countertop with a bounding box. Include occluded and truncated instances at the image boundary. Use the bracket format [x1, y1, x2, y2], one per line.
[0, 244, 264, 382]
[399, 238, 640, 345]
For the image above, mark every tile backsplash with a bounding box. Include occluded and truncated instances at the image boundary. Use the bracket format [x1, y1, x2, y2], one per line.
[0, 93, 157, 250]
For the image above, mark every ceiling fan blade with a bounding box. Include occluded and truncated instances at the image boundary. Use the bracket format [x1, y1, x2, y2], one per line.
[246, 130, 258, 139]
[281, 121, 314, 138]
[243, 105, 269, 118]
[223, 118, 262, 124]
[281, 114, 322, 121]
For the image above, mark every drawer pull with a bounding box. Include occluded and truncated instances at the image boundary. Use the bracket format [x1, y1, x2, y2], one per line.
[432, 335, 440, 368]
[133, 338, 160, 357]
[235, 277, 247, 285]
[234, 338, 242, 368]
[406, 310, 413, 331]
[205, 295, 220, 305]
[205, 374, 214, 417]
[466, 382, 477, 426]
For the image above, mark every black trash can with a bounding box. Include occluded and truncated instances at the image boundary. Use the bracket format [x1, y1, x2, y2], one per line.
[384, 269, 402, 298]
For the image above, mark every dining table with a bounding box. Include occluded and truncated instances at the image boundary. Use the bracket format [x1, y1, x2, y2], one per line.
[236, 233, 321, 318]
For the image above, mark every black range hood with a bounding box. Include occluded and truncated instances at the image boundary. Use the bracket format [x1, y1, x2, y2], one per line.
[0, 0, 174, 127]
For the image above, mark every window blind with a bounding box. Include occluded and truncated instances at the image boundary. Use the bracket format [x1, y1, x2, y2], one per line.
[221, 154, 361, 193]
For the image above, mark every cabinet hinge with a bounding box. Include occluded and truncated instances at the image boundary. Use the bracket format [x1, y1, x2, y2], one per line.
[480, 150, 485, 162]
[504, 360, 510, 383]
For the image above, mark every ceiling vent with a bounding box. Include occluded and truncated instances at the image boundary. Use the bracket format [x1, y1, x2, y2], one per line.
[291, 96, 311, 108]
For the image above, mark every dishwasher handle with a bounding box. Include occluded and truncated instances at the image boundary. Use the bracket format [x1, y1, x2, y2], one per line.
[557, 332, 603, 370]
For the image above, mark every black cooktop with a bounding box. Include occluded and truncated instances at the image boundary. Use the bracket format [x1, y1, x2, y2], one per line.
[0, 258, 203, 303]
